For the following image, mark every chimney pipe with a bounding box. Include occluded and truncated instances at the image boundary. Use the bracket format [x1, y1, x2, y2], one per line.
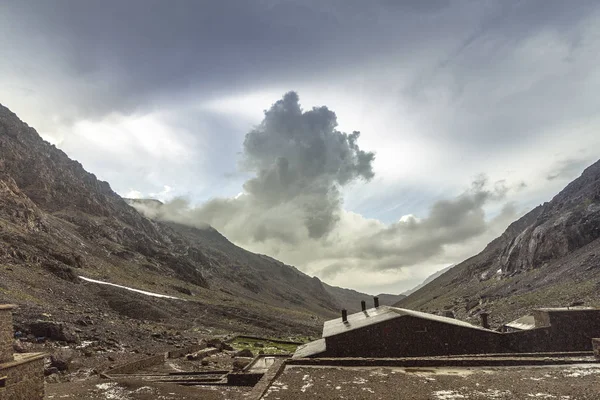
[342, 309, 348, 323]
[480, 312, 489, 329]
[361, 300, 366, 312]
[374, 297, 380, 308]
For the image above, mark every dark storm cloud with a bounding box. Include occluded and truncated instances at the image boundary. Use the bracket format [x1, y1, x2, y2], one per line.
[3, 0, 598, 128]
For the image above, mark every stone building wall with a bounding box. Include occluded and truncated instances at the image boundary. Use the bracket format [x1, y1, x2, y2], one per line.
[0, 306, 15, 363]
[0, 356, 45, 400]
[593, 338, 600, 359]
[507, 310, 600, 353]
[324, 316, 505, 358]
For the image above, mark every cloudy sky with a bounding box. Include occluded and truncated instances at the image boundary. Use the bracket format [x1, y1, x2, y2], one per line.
[2, 0, 600, 294]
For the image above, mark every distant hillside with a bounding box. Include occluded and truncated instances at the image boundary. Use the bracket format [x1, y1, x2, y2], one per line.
[322, 284, 405, 313]
[400, 265, 455, 296]
[397, 160, 600, 328]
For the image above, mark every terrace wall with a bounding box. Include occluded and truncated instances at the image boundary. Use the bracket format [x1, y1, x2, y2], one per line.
[0, 356, 45, 400]
[0, 307, 15, 364]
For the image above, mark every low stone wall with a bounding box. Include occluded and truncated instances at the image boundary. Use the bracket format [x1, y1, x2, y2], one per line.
[0, 306, 15, 364]
[227, 372, 263, 386]
[286, 356, 595, 368]
[168, 343, 206, 359]
[228, 335, 303, 346]
[593, 338, 600, 360]
[105, 353, 167, 375]
[247, 358, 287, 399]
[0, 355, 45, 400]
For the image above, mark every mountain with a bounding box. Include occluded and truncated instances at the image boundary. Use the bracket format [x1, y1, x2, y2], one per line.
[400, 265, 455, 296]
[0, 103, 376, 344]
[396, 160, 600, 327]
[321, 284, 405, 313]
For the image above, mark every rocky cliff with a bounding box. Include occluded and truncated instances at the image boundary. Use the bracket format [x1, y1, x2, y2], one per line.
[397, 160, 600, 327]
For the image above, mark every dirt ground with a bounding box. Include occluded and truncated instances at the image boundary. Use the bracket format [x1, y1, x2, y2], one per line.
[261, 364, 600, 399]
[46, 377, 253, 400]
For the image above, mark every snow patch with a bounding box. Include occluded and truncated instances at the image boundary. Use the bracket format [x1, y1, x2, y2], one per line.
[79, 276, 182, 300]
[95, 382, 130, 400]
[434, 390, 466, 399]
[300, 374, 314, 393]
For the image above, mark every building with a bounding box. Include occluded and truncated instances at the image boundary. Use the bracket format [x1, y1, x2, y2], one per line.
[0, 305, 45, 400]
[294, 302, 600, 358]
[502, 307, 600, 353]
[295, 305, 503, 358]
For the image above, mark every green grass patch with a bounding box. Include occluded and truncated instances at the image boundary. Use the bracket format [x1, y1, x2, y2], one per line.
[229, 336, 304, 355]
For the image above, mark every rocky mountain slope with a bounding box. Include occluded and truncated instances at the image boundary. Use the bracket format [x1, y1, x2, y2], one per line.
[397, 160, 600, 327]
[400, 264, 455, 296]
[0, 103, 380, 344]
[126, 198, 406, 313]
[320, 284, 404, 313]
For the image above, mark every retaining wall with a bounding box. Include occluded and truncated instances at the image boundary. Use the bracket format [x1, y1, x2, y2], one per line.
[106, 353, 166, 375]
[0, 355, 45, 400]
[0, 306, 15, 364]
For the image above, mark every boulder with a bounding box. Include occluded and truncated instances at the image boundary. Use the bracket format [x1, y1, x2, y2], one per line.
[29, 321, 78, 343]
[50, 349, 76, 371]
[13, 340, 29, 353]
[232, 357, 253, 371]
[234, 349, 254, 358]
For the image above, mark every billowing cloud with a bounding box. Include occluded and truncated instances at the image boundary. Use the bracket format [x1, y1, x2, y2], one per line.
[144, 92, 374, 243]
[131, 93, 519, 293]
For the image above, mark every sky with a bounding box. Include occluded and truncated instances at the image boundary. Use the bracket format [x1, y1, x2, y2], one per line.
[2, 0, 600, 294]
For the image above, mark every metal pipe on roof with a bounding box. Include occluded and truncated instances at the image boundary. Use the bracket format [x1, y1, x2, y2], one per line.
[374, 297, 379, 308]
[361, 300, 366, 312]
[480, 312, 490, 329]
[342, 309, 348, 322]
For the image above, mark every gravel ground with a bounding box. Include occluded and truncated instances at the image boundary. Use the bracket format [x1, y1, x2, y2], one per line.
[46, 377, 253, 400]
[261, 364, 600, 399]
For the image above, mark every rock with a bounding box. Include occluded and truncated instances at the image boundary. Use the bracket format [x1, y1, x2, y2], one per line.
[201, 359, 209, 366]
[13, 340, 28, 353]
[206, 338, 233, 351]
[253, 342, 264, 348]
[50, 349, 76, 371]
[232, 357, 253, 371]
[186, 353, 199, 361]
[235, 349, 254, 358]
[44, 367, 59, 377]
[206, 338, 224, 348]
[28, 321, 78, 343]
[222, 343, 234, 351]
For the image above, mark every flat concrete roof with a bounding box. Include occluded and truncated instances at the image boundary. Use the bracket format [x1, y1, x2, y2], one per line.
[536, 307, 599, 312]
[260, 362, 600, 399]
[323, 306, 492, 338]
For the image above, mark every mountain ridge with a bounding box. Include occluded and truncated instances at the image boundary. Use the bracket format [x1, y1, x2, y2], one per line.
[396, 160, 600, 327]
